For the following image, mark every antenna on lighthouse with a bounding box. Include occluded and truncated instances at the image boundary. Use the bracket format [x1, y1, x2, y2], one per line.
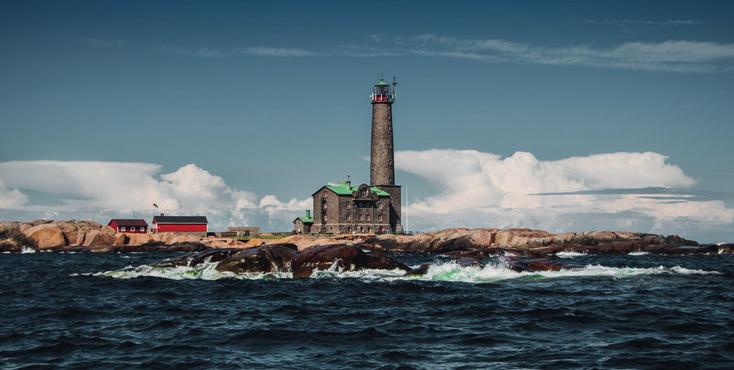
[392, 76, 398, 101]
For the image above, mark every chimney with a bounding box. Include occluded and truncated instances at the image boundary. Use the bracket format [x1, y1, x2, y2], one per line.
[160, 213, 164, 217]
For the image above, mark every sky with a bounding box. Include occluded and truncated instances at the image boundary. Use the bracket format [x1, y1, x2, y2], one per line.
[1, 0, 733, 241]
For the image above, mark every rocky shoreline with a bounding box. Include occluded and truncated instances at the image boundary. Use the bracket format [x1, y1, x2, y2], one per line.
[1, 220, 732, 256]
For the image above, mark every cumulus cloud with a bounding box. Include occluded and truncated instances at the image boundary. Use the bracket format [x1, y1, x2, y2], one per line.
[396, 149, 734, 237]
[0, 161, 308, 230]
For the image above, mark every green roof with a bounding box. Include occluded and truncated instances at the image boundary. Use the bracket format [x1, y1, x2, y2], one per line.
[375, 78, 390, 86]
[325, 182, 391, 197]
[295, 211, 313, 223]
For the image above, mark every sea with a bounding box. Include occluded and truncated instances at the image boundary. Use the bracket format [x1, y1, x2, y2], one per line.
[1, 251, 733, 369]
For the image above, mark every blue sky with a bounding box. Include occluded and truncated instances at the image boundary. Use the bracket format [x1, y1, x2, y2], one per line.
[1, 1, 733, 241]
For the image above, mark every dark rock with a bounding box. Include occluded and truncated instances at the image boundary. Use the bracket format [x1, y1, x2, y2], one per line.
[0, 225, 36, 252]
[216, 244, 298, 274]
[290, 244, 410, 278]
[455, 257, 485, 268]
[120, 242, 210, 253]
[716, 244, 733, 254]
[405, 263, 431, 276]
[154, 248, 237, 268]
[510, 259, 564, 272]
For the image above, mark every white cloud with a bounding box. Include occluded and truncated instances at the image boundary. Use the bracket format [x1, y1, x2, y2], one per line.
[583, 19, 704, 26]
[236, 46, 317, 57]
[0, 179, 27, 208]
[0, 161, 309, 231]
[396, 149, 734, 237]
[398, 34, 734, 72]
[161, 45, 317, 58]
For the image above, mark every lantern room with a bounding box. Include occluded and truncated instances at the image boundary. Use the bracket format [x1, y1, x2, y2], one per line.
[370, 78, 395, 103]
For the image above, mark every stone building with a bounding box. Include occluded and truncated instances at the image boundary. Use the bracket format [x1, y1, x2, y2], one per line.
[296, 78, 402, 234]
[293, 211, 313, 234]
[227, 226, 260, 237]
[309, 181, 393, 234]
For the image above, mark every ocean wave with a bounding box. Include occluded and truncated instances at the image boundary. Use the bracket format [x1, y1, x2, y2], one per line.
[409, 262, 719, 283]
[88, 262, 293, 280]
[555, 251, 588, 258]
[88, 259, 720, 283]
[628, 251, 650, 256]
[310, 260, 407, 280]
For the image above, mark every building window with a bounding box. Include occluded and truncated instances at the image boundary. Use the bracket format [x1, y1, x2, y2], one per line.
[366, 214, 371, 222]
[346, 203, 351, 209]
[379, 215, 383, 222]
[120, 227, 126, 232]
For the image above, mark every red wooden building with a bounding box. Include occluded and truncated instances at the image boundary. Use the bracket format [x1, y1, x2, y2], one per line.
[108, 219, 148, 233]
[152, 215, 208, 233]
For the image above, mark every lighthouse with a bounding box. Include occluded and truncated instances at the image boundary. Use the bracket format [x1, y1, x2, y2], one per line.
[370, 78, 402, 232]
[296, 77, 403, 234]
[370, 78, 396, 186]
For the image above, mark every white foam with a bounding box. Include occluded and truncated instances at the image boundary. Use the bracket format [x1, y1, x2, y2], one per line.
[88, 259, 721, 283]
[21, 246, 36, 254]
[628, 251, 650, 256]
[410, 261, 720, 283]
[555, 251, 588, 258]
[89, 262, 292, 280]
[309, 260, 406, 280]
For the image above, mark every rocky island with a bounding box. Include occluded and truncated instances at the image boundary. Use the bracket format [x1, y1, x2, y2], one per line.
[1, 220, 731, 257]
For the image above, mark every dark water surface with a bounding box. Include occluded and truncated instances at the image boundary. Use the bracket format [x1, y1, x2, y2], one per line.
[1, 252, 733, 369]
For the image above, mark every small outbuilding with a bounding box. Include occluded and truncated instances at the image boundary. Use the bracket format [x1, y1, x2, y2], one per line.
[152, 215, 208, 233]
[293, 210, 313, 234]
[227, 226, 260, 237]
[108, 219, 148, 233]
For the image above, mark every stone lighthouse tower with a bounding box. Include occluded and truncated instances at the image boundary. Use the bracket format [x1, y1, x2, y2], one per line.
[370, 78, 402, 232]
